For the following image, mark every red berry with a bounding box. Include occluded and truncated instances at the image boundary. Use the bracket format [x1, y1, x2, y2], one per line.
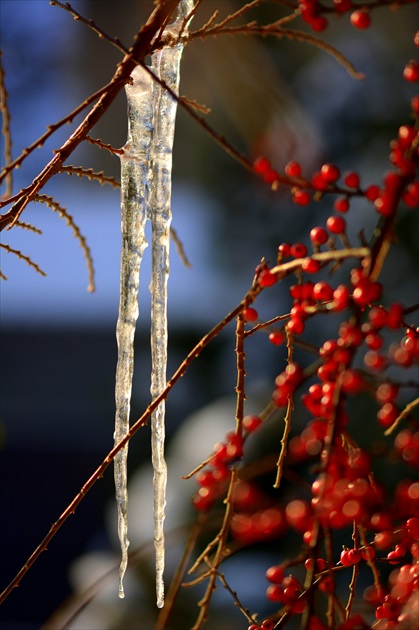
[312, 281, 333, 301]
[253, 156, 271, 174]
[350, 9, 371, 29]
[266, 584, 285, 602]
[278, 242, 291, 258]
[340, 549, 352, 566]
[312, 171, 329, 191]
[326, 215, 346, 234]
[287, 317, 305, 335]
[269, 331, 284, 346]
[365, 184, 380, 201]
[242, 414, 262, 433]
[320, 162, 340, 183]
[266, 564, 285, 583]
[377, 402, 399, 428]
[334, 197, 350, 213]
[285, 160, 302, 178]
[340, 369, 365, 394]
[344, 172, 360, 188]
[310, 15, 328, 32]
[301, 257, 320, 273]
[333, 285, 351, 310]
[333, 0, 352, 11]
[259, 269, 277, 287]
[243, 307, 258, 322]
[290, 242, 308, 258]
[310, 226, 328, 246]
[292, 189, 311, 206]
[403, 60, 419, 82]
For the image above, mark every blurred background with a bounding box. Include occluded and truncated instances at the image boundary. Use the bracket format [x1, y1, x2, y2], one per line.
[0, 1, 418, 628]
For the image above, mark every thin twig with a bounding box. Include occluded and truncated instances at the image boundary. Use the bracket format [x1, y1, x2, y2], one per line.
[59, 165, 120, 188]
[15, 221, 42, 234]
[0, 243, 46, 277]
[170, 224, 192, 268]
[84, 134, 123, 155]
[384, 396, 419, 436]
[35, 194, 95, 292]
[0, 51, 13, 198]
[273, 327, 294, 488]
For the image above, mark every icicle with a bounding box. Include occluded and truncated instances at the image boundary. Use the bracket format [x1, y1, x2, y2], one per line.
[114, 0, 193, 605]
[115, 65, 154, 599]
[148, 0, 194, 609]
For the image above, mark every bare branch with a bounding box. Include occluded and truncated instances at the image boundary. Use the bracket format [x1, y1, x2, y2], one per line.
[34, 194, 95, 292]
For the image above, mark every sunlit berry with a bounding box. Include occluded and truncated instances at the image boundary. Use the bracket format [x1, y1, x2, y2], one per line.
[321, 162, 340, 183]
[278, 242, 291, 258]
[377, 402, 399, 428]
[242, 414, 262, 433]
[259, 269, 277, 287]
[265, 565, 285, 583]
[310, 226, 328, 246]
[350, 9, 371, 29]
[326, 215, 346, 234]
[333, 285, 351, 310]
[293, 189, 311, 206]
[243, 307, 258, 322]
[269, 331, 284, 346]
[403, 59, 419, 82]
[302, 257, 320, 273]
[313, 281, 333, 301]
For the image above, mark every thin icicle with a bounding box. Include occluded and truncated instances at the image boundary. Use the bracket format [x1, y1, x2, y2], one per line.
[115, 65, 154, 599]
[149, 0, 194, 608]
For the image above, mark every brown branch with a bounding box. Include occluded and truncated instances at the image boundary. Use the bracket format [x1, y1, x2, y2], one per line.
[84, 134, 123, 155]
[384, 396, 419, 436]
[235, 312, 246, 433]
[209, 0, 264, 31]
[50, 0, 127, 53]
[0, 243, 46, 277]
[15, 221, 42, 235]
[59, 165, 121, 188]
[34, 194, 95, 293]
[170, 224, 192, 268]
[0, 0, 183, 230]
[0, 50, 13, 198]
[274, 327, 294, 488]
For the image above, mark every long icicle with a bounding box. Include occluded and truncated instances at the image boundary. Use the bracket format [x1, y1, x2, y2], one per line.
[115, 65, 154, 599]
[149, 0, 194, 609]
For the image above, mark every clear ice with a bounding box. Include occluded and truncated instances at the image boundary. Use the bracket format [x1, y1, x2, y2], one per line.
[115, 0, 194, 605]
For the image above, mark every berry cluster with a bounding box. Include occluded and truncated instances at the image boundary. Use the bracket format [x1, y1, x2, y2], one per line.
[189, 27, 418, 630]
[292, 0, 414, 33]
